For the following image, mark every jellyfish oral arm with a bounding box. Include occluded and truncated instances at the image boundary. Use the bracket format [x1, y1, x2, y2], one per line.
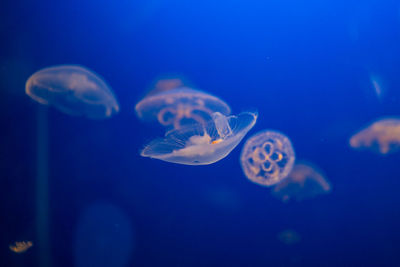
[212, 112, 232, 139]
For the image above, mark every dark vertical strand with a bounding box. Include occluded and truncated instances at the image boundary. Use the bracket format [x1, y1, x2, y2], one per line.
[36, 106, 51, 267]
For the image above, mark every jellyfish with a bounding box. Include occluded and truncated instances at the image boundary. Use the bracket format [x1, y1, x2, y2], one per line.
[240, 130, 295, 187]
[25, 64, 119, 267]
[141, 111, 257, 165]
[349, 118, 400, 155]
[9, 241, 33, 253]
[135, 87, 231, 130]
[147, 77, 185, 96]
[25, 65, 119, 119]
[75, 202, 134, 267]
[272, 162, 331, 202]
[277, 230, 301, 245]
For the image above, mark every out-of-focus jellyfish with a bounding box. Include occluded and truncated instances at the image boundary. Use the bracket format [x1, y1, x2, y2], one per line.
[75, 202, 134, 267]
[240, 130, 295, 187]
[272, 162, 331, 202]
[277, 230, 301, 245]
[25, 65, 119, 119]
[147, 77, 185, 96]
[349, 118, 400, 155]
[141, 111, 257, 165]
[204, 187, 242, 213]
[135, 87, 231, 129]
[9, 241, 33, 253]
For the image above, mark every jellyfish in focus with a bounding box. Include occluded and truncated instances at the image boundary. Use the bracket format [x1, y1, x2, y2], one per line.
[9, 241, 33, 253]
[277, 230, 301, 245]
[272, 162, 331, 202]
[240, 130, 295, 187]
[349, 118, 400, 154]
[141, 111, 257, 165]
[135, 87, 231, 129]
[25, 65, 119, 119]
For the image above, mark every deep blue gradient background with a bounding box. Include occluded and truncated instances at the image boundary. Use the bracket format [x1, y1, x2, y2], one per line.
[1, 0, 400, 266]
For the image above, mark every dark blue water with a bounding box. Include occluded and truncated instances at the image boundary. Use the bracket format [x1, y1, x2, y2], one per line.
[1, 0, 400, 266]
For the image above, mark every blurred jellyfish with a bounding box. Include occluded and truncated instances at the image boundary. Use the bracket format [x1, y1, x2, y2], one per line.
[204, 187, 242, 213]
[75, 202, 134, 267]
[147, 77, 185, 96]
[9, 241, 33, 253]
[349, 117, 400, 155]
[25, 65, 119, 119]
[135, 87, 231, 129]
[141, 111, 257, 165]
[277, 229, 301, 245]
[240, 130, 295, 187]
[272, 162, 331, 202]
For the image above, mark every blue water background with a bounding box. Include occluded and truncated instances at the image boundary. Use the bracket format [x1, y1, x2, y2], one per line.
[1, 0, 400, 266]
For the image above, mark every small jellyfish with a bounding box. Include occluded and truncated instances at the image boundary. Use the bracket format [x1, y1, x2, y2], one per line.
[349, 118, 400, 154]
[277, 229, 301, 245]
[240, 130, 295, 187]
[135, 87, 231, 129]
[141, 111, 257, 165]
[25, 65, 119, 119]
[271, 162, 331, 202]
[9, 241, 33, 253]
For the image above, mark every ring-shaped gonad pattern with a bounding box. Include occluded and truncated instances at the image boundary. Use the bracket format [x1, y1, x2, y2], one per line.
[240, 130, 295, 187]
[157, 102, 215, 129]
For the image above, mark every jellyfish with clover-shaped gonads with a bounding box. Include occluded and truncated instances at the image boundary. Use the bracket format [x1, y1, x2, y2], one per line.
[240, 130, 295, 187]
[135, 86, 231, 130]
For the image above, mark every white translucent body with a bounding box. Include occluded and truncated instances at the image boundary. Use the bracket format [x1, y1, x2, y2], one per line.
[141, 111, 257, 165]
[272, 162, 331, 202]
[135, 87, 231, 129]
[25, 65, 119, 119]
[240, 130, 295, 186]
[213, 112, 232, 138]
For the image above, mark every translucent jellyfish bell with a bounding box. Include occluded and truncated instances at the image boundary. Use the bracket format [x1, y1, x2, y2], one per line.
[240, 130, 295, 186]
[271, 162, 331, 202]
[25, 65, 119, 119]
[349, 117, 400, 154]
[141, 111, 257, 165]
[135, 87, 231, 129]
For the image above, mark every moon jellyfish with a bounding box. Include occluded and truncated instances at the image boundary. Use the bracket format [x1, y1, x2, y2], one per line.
[277, 229, 301, 245]
[9, 241, 33, 253]
[141, 111, 257, 165]
[240, 130, 295, 186]
[25, 65, 119, 119]
[148, 77, 185, 96]
[75, 202, 134, 267]
[272, 162, 331, 202]
[349, 117, 400, 154]
[135, 87, 231, 129]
